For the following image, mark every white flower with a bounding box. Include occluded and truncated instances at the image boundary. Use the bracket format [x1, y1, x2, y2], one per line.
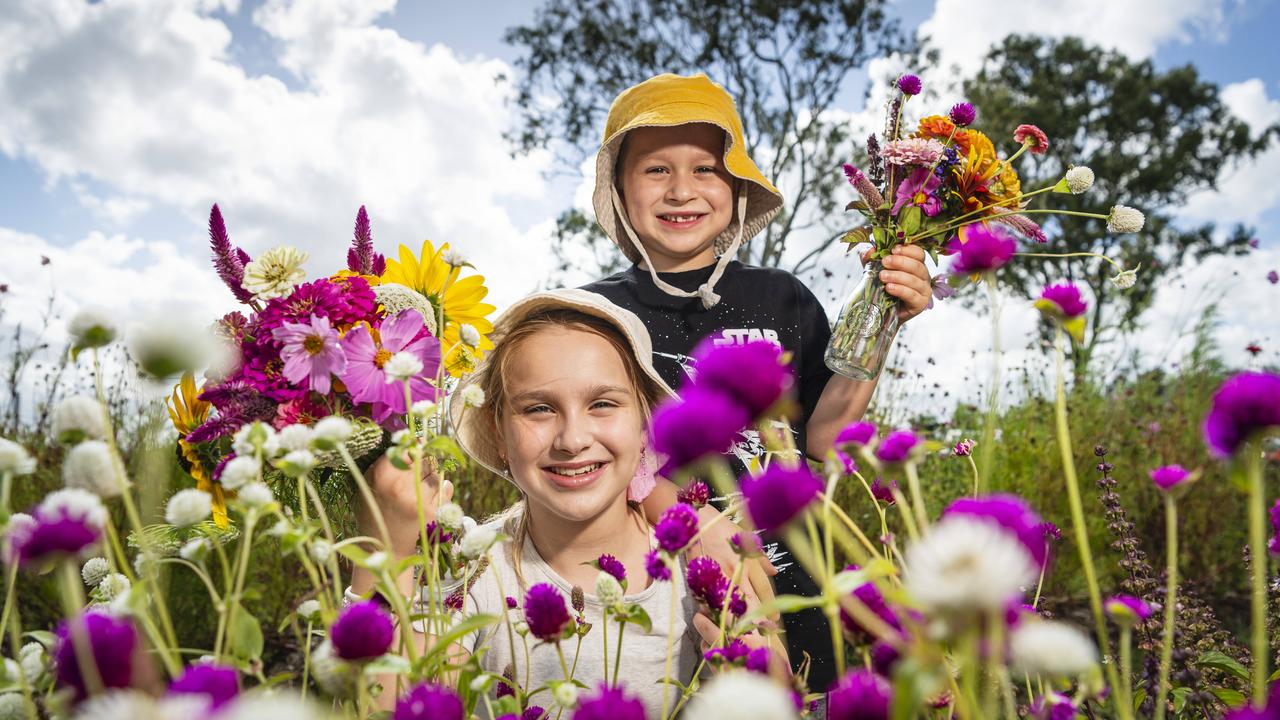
[82, 557, 111, 586]
[310, 639, 357, 698]
[383, 352, 423, 381]
[553, 682, 579, 708]
[903, 515, 1037, 614]
[1064, 166, 1094, 194]
[237, 482, 274, 509]
[0, 439, 35, 476]
[68, 308, 117, 349]
[18, 643, 45, 683]
[297, 599, 322, 622]
[96, 573, 131, 602]
[459, 323, 480, 348]
[595, 572, 623, 606]
[219, 455, 260, 491]
[685, 670, 799, 720]
[0, 693, 25, 720]
[127, 319, 206, 380]
[62, 440, 121, 497]
[242, 246, 308, 301]
[461, 384, 485, 408]
[1107, 205, 1145, 233]
[219, 695, 334, 720]
[441, 247, 467, 266]
[373, 283, 439, 336]
[461, 516, 477, 535]
[3, 514, 34, 560]
[276, 449, 318, 478]
[1010, 620, 1098, 678]
[165, 489, 212, 526]
[1111, 267, 1139, 289]
[514, 620, 529, 635]
[311, 416, 353, 448]
[40, 488, 109, 531]
[51, 395, 106, 444]
[133, 551, 156, 577]
[365, 551, 389, 572]
[277, 424, 314, 453]
[233, 422, 279, 458]
[390, 429, 411, 445]
[179, 537, 211, 563]
[437, 503, 464, 529]
[459, 525, 499, 559]
[311, 540, 333, 564]
[410, 400, 436, 418]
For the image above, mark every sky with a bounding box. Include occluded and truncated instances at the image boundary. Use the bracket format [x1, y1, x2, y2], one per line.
[0, 0, 1277, 417]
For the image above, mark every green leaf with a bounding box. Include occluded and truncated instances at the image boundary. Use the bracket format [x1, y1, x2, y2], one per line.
[889, 657, 941, 720]
[1211, 687, 1247, 706]
[753, 594, 826, 617]
[425, 435, 466, 464]
[622, 605, 652, 634]
[417, 613, 500, 668]
[228, 603, 264, 660]
[1199, 651, 1250, 682]
[899, 205, 922, 236]
[1171, 686, 1191, 713]
[841, 227, 871, 246]
[25, 630, 56, 649]
[337, 544, 370, 565]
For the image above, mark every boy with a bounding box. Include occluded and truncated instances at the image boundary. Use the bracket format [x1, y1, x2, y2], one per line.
[582, 74, 932, 692]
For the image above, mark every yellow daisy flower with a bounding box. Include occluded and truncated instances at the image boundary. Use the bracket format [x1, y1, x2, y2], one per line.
[380, 239, 495, 376]
[166, 373, 231, 527]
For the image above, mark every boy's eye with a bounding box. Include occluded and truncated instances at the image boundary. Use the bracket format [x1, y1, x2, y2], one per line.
[695, 166, 717, 173]
[644, 166, 669, 174]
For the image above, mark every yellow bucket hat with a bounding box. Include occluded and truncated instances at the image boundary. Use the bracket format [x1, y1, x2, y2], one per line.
[592, 73, 784, 308]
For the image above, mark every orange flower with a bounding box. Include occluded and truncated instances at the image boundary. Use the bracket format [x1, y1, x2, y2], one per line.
[949, 131, 1022, 217]
[917, 115, 972, 156]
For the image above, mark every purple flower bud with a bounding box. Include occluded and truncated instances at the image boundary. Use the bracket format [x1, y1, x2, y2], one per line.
[730, 531, 764, 558]
[828, 669, 892, 720]
[570, 683, 646, 720]
[687, 556, 730, 610]
[1038, 283, 1089, 319]
[55, 611, 137, 699]
[740, 464, 823, 533]
[523, 583, 571, 642]
[650, 388, 750, 476]
[948, 102, 976, 127]
[952, 438, 975, 457]
[1105, 594, 1153, 625]
[1148, 464, 1191, 493]
[645, 550, 671, 582]
[896, 74, 922, 96]
[596, 554, 626, 583]
[690, 339, 793, 419]
[395, 682, 464, 720]
[873, 430, 921, 464]
[168, 663, 240, 711]
[1202, 372, 1280, 458]
[331, 600, 394, 661]
[654, 503, 699, 553]
[505, 596, 518, 609]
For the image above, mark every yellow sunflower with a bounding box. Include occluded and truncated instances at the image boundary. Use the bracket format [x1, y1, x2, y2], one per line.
[166, 373, 231, 528]
[379, 239, 495, 376]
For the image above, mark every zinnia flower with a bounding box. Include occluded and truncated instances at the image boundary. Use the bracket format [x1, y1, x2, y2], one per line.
[1105, 595, 1153, 625]
[880, 138, 946, 167]
[242, 246, 308, 301]
[271, 314, 346, 395]
[649, 388, 750, 476]
[828, 669, 892, 720]
[330, 600, 394, 661]
[1107, 205, 1145, 233]
[1009, 620, 1098, 678]
[904, 515, 1037, 613]
[55, 610, 137, 698]
[942, 494, 1048, 568]
[947, 225, 1016, 275]
[1202, 372, 1280, 457]
[740, 463, 823, 533]
[394, 683, 463, 720]
[892, 167, 943, 217]
[654, 503, 699, 553]
[10, 489, 108, 566]
[340, 310, 442, 424]
[948, 102, 976, 127]
[690, 339, 793, 419]
[1013, 124, 1049, 154]
[1149, 464, 1192, 493]
[523, 583, 572, 642]
[168, 663, 240, 711]
[896, 74, 921, 96]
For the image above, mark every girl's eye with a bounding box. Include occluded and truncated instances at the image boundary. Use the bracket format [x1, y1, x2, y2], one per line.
[591, 400, 618, 410]
[523, 405, 553, 415]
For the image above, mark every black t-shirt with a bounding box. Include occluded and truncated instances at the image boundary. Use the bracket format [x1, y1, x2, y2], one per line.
[583, 260, 839, 691]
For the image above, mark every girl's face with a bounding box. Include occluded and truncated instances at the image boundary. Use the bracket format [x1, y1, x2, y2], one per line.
[499, 326, 645, 525]
[618, 124, 735, 272]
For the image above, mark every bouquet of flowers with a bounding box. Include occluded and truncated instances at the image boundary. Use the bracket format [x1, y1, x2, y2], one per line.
[827, 72, 1144, 380]
[170, 204, 494, 527]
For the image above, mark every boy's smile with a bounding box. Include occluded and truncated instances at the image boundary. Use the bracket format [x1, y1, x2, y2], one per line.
[617, 123, 735, 272]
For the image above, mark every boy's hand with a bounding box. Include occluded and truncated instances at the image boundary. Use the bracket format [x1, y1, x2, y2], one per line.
[862, 245, 932, 323]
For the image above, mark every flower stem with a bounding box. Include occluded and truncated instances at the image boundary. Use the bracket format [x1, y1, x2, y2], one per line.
[660, 579, 677, 720]
[301, 619, 313, 701]
[339, 444, 394, 553]
[966, 456, 980, 498]
[1119, 626, 1134, 720]
[904, 461, 929, 534]
[222, 508, 258, 661]
[613, 619, 626, 687]
[1154, 496, 1178, 720]
[1016, 251, 1125, 273]
[977, 277, 1002, 495]
[1247, 440, 1269, 704]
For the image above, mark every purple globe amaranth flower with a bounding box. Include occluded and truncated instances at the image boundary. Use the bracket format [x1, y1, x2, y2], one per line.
[1224, 681, 1280, 718]
[644, 550, 671, 582]
[1149, 464, 1192, 493]
[870, 641, 900, 676]
[874, 430, 922, 464]
[676, 479, 710, 509]
[1041, 521, 1062, 542]
[649, 387, 750, 476]
[897, 74, 922, 96]
[168, 663, 240, 711]
[705, 638, 751, 665]
[524, 583, 572, 642]
[740, 463, 823, 533]
[570, 683, 646, 720]
[1105, 595, 1153, 625]
[331, 600, 394, 661]
[596, 554, 626, 583]
[1202, 372, 1280, 458]
[836, 421, 877, 449]
[942, 494, 1048, 568]
[1269, 270, 1279, 285]
[686, 556, 730, 610]
[952, 438, 975, 457]
[394, 682, 464, 720]
[1030, 692, 1077, 720]
[947, 225, 1016, 275]
[11, 489, 108, 566]
[1005, 601, 1037, 627]
[746, 646, 770, 674]
[55, 610, 137, 699]
[730, 531, 764, 557]
[690, 339, 793, 419]
[654, 502, 699, 553]
[870, 478, 898, 505]
[828, 669, 892, 720]
[1038, 282, 1089, 319]
[840, 581, 902, 641]
[949, 102, 976, 127]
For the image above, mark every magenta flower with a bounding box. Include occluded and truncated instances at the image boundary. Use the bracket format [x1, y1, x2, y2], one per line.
[1030, 692, 1077, 720]
[947, 225, 1016, 275]
[740, 463, 823, 533]
[949, 102, 976, 127]
[11, 489, 107, 566]
[1149, 464, 1191, 493]
[650, 387, 750, 476]
[1271, 499, 1280, 555]
[1203, 372, 1280, 457]
[654, 503, 699, 553]
[168, 663, 240, 711]
[843, 164, 886, 208]
[1105, 595, 1153, 625]
[341, 310, 441, 423]
[596, 554, 626, 583]
[347, 206, 387, 277]
[840, 581, 902, 642]
[571, 684, 646, 720]
[271, 314, 346, 395]
[874, 430, 921, 464]
[870, 478, 897, 505]
[208, 204, 253, 304]
[897, 74, 922, 96]
[55, 611, 137, 699]
[256, 278, 350, 335]
[943, 494, 1048, 568]
[836, 421, 877, 448]
[686, 556, 730, 610]
[730, 531, 764, 557]
[676, 479, 710, 508]
[1268, 270, 1278, 284]
[523, 583, 571, 642]
[952, 438, 975, 456]
[644, 550, 671, 581]
[892, 167, 943, 217]
[691, 339, 792, 419]
[395, 683, 463, 720]
[1013, 124, 1049, 154]
[1225, 682, 1280, 718]
[828, 669, 892, 720]
[1038, 283, 1088, 318]
[331, 600, 394, 661]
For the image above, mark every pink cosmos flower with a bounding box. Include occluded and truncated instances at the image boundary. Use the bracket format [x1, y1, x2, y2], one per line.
[272, 314, 346, 395]
[892, 167, 943, 217]
[340, 310, 441, 423]
[1013, 124, 1049, 154]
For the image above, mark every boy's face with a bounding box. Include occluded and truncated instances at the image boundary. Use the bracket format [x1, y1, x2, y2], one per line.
[617, 124, 735, 272]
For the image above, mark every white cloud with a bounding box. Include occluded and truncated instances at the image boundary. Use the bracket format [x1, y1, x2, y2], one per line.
[1181, 78, 1280, 227]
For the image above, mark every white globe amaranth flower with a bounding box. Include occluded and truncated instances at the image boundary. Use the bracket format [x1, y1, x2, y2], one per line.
[311, 416, 353, 448]
[389, 429, 411, 446]
[219, 455, 261, 491]
[275, 449, 318, 478]
[461, 384, 485, 408]
[461, 516, 477, 535]
[237, 482, 274, 509]
[1107, 204, 1145, 233]
[51, 395, 106, 444]
[127, 318, 207, 380]
[40, 488, 109, 531]
[179, 537, 211, 563]
[1111, 267, 1139, 289]
[297, 599, 322, 622]
[595, 572, 624, 606]
[903, 515, 1037, 615]
[1064, 165, 1094, 194]
[0, 693, 26, 720]
[82, 557, 111, 586]
[311, 540, 333, 564]
[410, 400, 436, 417]
[685, 670, 798, 720]
[441, 247, 467, 267]
[165, 488, 212, 526]
[437, 503, 465, 529]
[459, 323, 481, 348]
[277, 424, 314, 453]
[96, 573, 131, 602]
[242, 246, 308, 301]
[18, 643, 45, 683]
[383, 351, 424, 381]
[310, 639, 357, 698]
[364, 551, 389, 572]
[0, 438, 36, 476]
[62, 440, 121, 498]
[68, 308, 117, 351]
[459, 525, 499, 560]
[553, 682, 579, 708]
[1010, 620, 1098, 678]
[133, 551, 157, 577]
[232, 421, 279, 459]
[513, 620, 529, 635]
[372, 283, 439, 337]
[219, 695, 334, 720]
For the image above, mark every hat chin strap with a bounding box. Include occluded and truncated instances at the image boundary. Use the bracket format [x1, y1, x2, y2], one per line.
[610, 185, 748, 310]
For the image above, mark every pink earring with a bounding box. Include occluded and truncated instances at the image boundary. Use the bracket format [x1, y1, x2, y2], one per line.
[628, 445, 658, 502]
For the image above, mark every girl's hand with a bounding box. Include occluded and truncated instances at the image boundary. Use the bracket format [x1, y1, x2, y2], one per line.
[360, 451, 452, 556]
[862, 245, 933, 323]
